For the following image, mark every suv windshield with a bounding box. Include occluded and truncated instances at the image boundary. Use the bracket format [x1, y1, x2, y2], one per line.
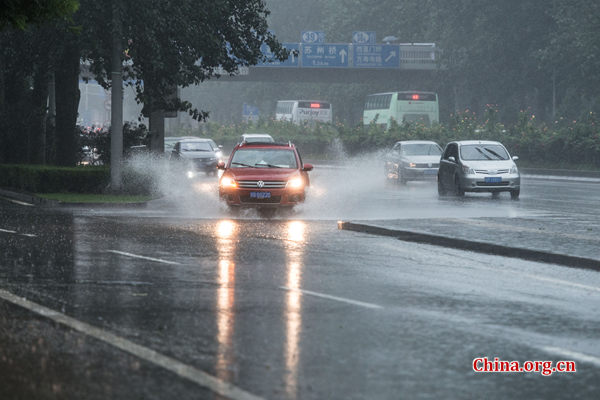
[231, 149, 297, 168]
[401, 143, 442, 156]
[180, 141, 213, 152]
[460, 144, 509, 160]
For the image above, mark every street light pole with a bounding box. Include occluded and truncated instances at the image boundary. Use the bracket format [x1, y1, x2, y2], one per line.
[110, 1, 123, 191]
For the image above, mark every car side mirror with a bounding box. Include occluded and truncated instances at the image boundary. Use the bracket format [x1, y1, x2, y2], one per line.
[512, 155, 519, 161]
[217, 160, 226, 170]
[303, 163, 314, 172]
[448, 156, 456, 163]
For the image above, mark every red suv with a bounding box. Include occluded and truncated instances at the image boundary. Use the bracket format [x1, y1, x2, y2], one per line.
[218, 142, 313, 209]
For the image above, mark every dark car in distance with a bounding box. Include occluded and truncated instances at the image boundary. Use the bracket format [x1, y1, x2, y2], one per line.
[171, 138, 220, 177]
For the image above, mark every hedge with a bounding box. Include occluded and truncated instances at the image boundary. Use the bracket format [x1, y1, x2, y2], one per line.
[0, 164, 109, 193]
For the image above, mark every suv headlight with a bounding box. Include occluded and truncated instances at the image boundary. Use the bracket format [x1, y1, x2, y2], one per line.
[510, 165, 518, 174]
[220, 176, 236, 188]
[287, 177, 304, 189]
[462, 165, 474, 175]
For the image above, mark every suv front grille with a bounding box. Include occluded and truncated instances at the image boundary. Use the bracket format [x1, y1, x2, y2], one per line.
[474, 169, 509, 175]
[237, 180, 286, 189]
[240, 195, 282, 204]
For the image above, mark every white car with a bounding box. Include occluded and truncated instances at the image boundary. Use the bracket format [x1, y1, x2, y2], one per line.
[240, 133, 274, 144]
[438, 140, 520, 199]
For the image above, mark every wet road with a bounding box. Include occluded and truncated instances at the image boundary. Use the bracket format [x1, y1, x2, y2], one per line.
[1, 165, 599, 399]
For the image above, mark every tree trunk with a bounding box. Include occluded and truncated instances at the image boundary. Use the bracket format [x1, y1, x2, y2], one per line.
[149, 109, 165, 153]
[54, 39, 80, 166]
[110, 1, 123, 190]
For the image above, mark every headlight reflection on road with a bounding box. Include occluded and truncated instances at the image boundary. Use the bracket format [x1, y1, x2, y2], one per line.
[284, 220, 306, 399]
[215, 220, 238, 381]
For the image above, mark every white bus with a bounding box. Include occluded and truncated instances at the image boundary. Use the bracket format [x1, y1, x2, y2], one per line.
[275, 100, 333, 125]
[363, 91, 439, 129]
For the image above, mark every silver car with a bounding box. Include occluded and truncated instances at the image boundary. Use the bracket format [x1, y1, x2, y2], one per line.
[438, 140, 520, 199]
[384, 140, 443, 184]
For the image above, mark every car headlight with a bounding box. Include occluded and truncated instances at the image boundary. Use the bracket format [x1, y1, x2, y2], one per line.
[186, 171, 195, 179]
[220, 176, 237, 188]
[287, 177, 304, 189]
[462, 165, 474, 175]
[510, 165, 518, 174]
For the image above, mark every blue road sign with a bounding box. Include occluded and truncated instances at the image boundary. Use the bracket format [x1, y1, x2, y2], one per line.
[256, 43, 300, 67]
[242, 103, 260, 122]
[301, 44, 349, 68]
[352, 31, 376, 44]
[353, 44, 400, 68]
[301, 31, 325, 43]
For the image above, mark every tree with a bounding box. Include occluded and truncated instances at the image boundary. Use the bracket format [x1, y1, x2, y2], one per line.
[79, 0, 287, 153]
[0, 0, 78, 30]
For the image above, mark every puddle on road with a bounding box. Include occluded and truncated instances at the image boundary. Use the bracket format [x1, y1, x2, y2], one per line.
[99, 152, 531, 221]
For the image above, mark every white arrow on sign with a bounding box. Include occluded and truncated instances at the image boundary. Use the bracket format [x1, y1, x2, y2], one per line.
[385, 51, 397, 63]
[339, 49, 347, 63]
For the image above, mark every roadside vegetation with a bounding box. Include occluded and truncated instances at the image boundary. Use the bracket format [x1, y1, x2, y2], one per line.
[187, 108, 600, 169]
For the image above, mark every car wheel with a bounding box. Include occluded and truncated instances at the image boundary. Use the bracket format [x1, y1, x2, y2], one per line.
[437, 178, 447, 196]
[454, 175, 464, 197]
[510, 189, 520, 200]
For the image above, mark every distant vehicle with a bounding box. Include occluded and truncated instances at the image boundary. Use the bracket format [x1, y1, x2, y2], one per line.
[217, 141, 313, 209]
[171, 139, 219, 177]
[363, 91, 439, 129]
[275, 100, 332, 125]
[166, 136, 223, 160]
[240, 133, 274, 144]
[384, 140, 443, 184]
[164, 136, 181, 153]
[437, 140, 520, 199]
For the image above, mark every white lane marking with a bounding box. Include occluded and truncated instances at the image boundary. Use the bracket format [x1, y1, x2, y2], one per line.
[106, 250, 181, 265]
[280, 286, 383, 309]
[0, 228, 37, 237]
[542, 346, 600, 368]
[519, 273, 600, 293]
[0, 196, 34, 206]
[0, 288, 264, 400]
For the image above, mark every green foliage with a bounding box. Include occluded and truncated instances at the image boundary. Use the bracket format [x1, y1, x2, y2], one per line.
[185, 112, 600, 168]
[0, 0, 78, 30]
[80, 0, 288, 120]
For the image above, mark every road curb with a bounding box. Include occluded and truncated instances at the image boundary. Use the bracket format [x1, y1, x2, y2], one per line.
[337, 221, 600, 272]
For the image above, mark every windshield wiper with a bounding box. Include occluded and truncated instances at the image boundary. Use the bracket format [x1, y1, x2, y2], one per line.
[474, 147, 492, 160]
[255, 163, 284, 168]
[231, 162, 256, 168]
[483, 147, 505, 160]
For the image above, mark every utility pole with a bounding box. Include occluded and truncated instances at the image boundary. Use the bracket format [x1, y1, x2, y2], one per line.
[110, 1, 123, 190]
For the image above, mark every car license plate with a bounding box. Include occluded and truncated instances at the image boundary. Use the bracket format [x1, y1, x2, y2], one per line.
[424, 169, 437, 175]
[250, 191, 271, 199]
[484, 177, 502, 183]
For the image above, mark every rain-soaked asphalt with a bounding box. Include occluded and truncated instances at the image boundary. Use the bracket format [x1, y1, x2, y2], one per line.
[1, 161, 599, 399]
